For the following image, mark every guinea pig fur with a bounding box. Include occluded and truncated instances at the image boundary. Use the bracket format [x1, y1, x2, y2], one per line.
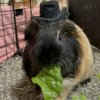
[22, 14, 94, 100]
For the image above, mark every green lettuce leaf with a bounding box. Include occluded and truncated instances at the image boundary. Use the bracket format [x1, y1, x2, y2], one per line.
[31, 64, 63, 100]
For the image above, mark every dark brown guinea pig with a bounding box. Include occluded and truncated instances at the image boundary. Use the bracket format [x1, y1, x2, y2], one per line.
[22, 1, 94, 100]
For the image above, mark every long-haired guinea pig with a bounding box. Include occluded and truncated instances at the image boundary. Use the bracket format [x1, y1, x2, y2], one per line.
[22, 9, 94, 100]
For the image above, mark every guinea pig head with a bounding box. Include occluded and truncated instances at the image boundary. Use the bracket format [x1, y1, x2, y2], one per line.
[24, 18, 77, 77]
[31, 20, 63, 66]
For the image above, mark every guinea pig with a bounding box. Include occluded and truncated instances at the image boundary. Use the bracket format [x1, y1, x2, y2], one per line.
[22, 10, 94, 100]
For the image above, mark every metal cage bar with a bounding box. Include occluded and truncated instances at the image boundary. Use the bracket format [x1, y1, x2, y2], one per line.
[0, 0, 35, 62]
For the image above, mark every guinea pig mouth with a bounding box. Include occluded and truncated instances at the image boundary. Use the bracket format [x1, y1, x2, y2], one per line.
[37, 54, 60, 66]
[37, 43, 62, 66]
[37, 51, 61, 66]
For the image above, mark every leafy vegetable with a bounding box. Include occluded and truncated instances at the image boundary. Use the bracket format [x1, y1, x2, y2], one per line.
[72, 93, 87, 100]
[79, 93, 87, 100]
[72, 95, 79, 100]
[31, 64, 63, 100]
[98, 96, 100, 100]
[96, 73, 100, 80]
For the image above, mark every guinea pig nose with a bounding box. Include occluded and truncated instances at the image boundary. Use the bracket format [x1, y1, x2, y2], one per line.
[37, 43, 61, 65]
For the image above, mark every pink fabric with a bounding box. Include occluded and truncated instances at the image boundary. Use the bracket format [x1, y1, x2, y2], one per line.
[0, 6, 39, 63]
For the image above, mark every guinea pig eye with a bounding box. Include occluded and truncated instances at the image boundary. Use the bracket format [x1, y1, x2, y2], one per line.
[63, 31, 67, 35]
[59, 32, 67, 41]
[59, 33, 63, 40]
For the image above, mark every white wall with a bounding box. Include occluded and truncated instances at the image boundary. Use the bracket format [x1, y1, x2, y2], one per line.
[0, 0, 22, 3]
[1, 0, 8, 3]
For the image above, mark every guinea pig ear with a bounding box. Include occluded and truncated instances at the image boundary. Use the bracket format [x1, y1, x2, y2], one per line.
[24, 18, 39, 40]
